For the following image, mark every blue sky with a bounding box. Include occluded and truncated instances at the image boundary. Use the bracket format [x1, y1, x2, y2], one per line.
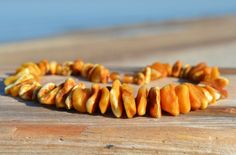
[1, 0, 236, 43]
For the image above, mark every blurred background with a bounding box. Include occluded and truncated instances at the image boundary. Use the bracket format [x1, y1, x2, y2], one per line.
[0, 0, 236, 67]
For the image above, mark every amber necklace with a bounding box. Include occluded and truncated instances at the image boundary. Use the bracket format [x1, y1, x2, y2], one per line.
[4, 59, 229, 118]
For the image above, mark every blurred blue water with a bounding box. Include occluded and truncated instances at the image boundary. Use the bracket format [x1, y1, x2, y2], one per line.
[1, 0, 236, 43]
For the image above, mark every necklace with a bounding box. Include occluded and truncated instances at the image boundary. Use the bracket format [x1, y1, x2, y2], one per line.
[4, 59, 229, 118]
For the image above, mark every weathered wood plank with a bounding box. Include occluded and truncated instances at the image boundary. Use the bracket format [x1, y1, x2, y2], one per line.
[1, 15, 236, 154]
[0, 67, 235, 155]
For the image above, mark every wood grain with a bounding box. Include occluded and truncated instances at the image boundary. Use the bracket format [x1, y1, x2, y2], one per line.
[1, 15, 236, 154]
[0, 67, 235, 155]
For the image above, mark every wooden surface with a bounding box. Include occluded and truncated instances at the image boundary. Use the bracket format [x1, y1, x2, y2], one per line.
[1, 15, 236, 67]
[1, 15, 236, 154]
[0, 67, 236, 155]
